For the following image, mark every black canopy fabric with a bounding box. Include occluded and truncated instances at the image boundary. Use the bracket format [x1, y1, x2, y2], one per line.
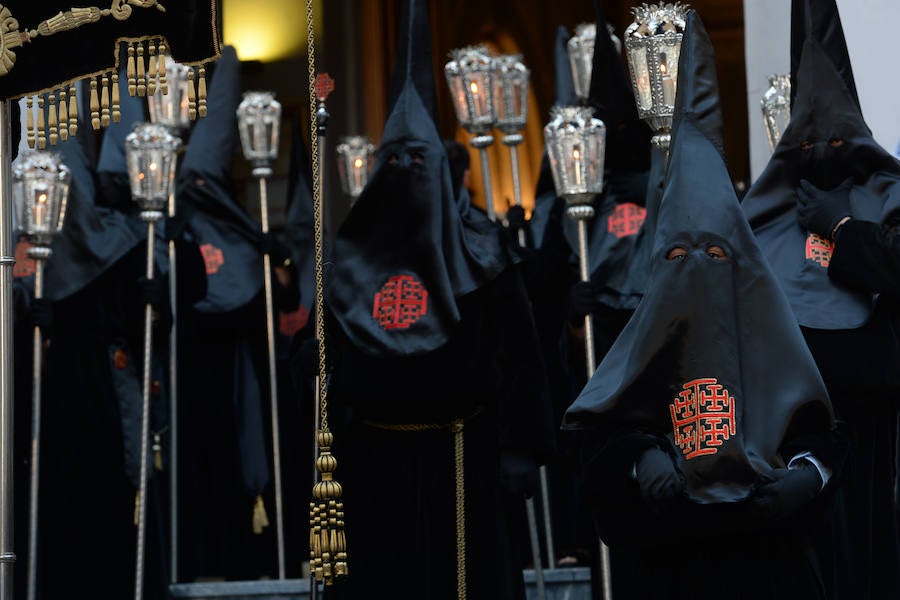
[742, 0, 900, 330]
[327, 0, 509, 357]
[0, 1, 220, 100]
[564, 11, 833, 504]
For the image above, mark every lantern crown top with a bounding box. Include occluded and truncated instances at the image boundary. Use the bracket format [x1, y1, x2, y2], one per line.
[492, 54, 529, 77]
[572, 23, 595, 40]
[13, 150, 70, 179]
[446, 46, 492, 73]
[545, 105, 605, 132]
[337, 136, 376, 154]
[237, 91, 281, 114]
[125, 122, 181, 151]
[626, 3, 690, 38]
[761, 74, 790, 108]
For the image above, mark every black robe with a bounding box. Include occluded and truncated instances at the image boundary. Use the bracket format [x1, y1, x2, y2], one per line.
[326, 266, 554, 599]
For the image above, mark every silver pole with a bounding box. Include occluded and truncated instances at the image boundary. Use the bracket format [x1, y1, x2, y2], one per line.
[502, 134, 527, 248]
[257, 172, 286, 579]
[135, 212, 161, 600]
[25, 257, 46, 600]
[470, 135, 495, 222]
[0, 100, 17, 600]
[525, 498, 546, 600]
[567, 204, 611, 600]
[167, 189, 179, 584]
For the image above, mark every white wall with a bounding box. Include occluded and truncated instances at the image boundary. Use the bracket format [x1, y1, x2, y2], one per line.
[744, 0, 900, 180]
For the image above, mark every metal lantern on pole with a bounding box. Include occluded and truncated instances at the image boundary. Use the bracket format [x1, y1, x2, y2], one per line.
[235, 90, 287, 580]
[445, 46, 499, 221]
[147, 53, 192, 583]
[543, 105, 613, 600]
[124, 122, 180, 600]
[491, 54, 530, 246]
[624, 2, 689, 151]
[12, 150, 70, 600]
[336, 136, 375, 205]
[761, 73, 790, 153]
[568, 24, 623, 104]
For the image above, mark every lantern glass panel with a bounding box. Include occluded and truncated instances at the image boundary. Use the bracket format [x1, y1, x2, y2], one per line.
[543, 106, 606, 198]
[12, 150, 71, 246]
[125, 123, 181, 212]
[236, 91, 282, 165]
[627, 43, 653, 111]
[657, 41, 681, 109]
[567, 23, 595, 102]
[445, 47, 495, 134]
[492, 55, 529, 133]
[761, 74, 791, 152]
[336, 136, 375, 199]
[147, 56, 192, 132]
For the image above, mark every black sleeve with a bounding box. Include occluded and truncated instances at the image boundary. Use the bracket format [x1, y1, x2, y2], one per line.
[829, 219, 900, 297]
[492, 266, 557, 464]
[176, 239, 208, 306]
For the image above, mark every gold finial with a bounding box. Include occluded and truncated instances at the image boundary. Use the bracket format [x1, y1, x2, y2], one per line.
[197, 66, 207, 118]
[36, 95, 46, 149]
[68, 84, 78, 136]
[147, 40, 158, 96]
[58, 89, 68, 142]
[25, 96, 35, 149]
[158, 42, 168, 95]
[187, 68, 196, 120]
[90, 77, 100, 130]
[112, 72, 121, 123]
[47, 91, 58, 145]
[136, 43, 146, 96]
[100, 74, 111, 127]
[127, 43, 137, 96]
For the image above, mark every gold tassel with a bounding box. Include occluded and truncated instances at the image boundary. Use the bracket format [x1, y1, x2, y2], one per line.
[134, 490, 140, 526]
[310, 431, 348, 584]
[252, 495, 270, 534]
[100, 74, 110, 128]
[112, 72, 121, 123]
[147, 40, 157, 96]
[58, 89, 68, 142]
[136, 43, 146, 96]
[152, 432, 163, 471]
[36, 95, 46, 150]
[47, 91, 58, 146]
[25, 96, 34, 149]
[198, 66, 207, 118]
[68, 84, 78, 137]
[158, 42, 168, 95]
[187, 68, 196, 120]
[127, 43, 136, 96]
[89, 77, 100, 131]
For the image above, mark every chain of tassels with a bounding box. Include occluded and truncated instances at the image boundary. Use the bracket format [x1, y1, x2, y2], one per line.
[23, 38, 207, 147]
[309, 431, 348, 584]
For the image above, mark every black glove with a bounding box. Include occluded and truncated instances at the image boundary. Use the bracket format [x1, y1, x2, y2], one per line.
[500, 453, 540, 498]
[635, 447, 684, 514]
[29, 297, 53, 334]
[165, 206, 192, 243]
[258, 231, 293, 267]
[751, 462, 822, 521]
[570, 280, 604, 318]
[506, 205, 526, 232]
[797, 178, 853, 239]
[139, 277, 168, 311]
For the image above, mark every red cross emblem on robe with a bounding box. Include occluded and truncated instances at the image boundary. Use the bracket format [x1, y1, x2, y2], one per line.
[669, 377, 737, 460]
[373, 274, 428, 330]
[805, 233, 834, 268]
[200, 243, 224, 275]
[606, 202, 647, 238]
[13, 238, 35, 278]
[279, 305, 310, 337]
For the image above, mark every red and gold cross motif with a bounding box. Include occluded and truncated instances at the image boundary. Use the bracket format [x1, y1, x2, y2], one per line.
[805, 233, 834, 268]
[13, 238, 35, 278]
[607, 202, 647, 238]
[373, 275, 428, 331]
[200, 243, 224, 275]
[315, 73, 335, 102]
[669, 377, 736, 460]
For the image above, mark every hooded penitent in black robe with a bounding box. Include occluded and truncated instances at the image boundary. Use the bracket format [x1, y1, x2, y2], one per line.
[322, 1, 553, 597]
[176, 45, 298, 580]
[742, 1, 900, 597]
[566, 12, 838, 599]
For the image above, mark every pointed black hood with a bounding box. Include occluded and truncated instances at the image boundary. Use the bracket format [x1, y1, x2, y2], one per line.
[743, 12, 900, 329]
[179, 46, 265, 314]
[387, 0, 438, 129]
[587, 0, 651, 173]
[43, 81, 144, 301]
[327, 0, 508, 356]
[565, 11, 833, 505]
[532, 26, 576, 249]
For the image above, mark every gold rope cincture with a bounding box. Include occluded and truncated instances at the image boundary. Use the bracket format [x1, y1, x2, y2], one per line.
[253, 495, 270, 534]
[306, 0, 348, 586]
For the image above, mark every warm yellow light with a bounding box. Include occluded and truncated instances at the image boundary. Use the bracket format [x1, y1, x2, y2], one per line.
[224, 0, 323, 63]
[572, 148, 581, 160]
[149, 162, 158, 171]
[470, 81, 479, 94]
[353, 158, 364, 169]
[37, 193, 47, 204]
[660, 62, 668, 75]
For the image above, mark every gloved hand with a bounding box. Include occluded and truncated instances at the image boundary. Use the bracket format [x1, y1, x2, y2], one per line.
[138, 276, 168, 310]
[635, 447, 684, 514]
[797, 178, 853, 239]
[165, 206, 192, 243]
[258, 231, 293, 267]
[29, 297, 53, 335]
[506, 205, 527, 232]
[500, 453, 540, 498]
[751, 462, 822, 521]
[570, 280, 604, 318]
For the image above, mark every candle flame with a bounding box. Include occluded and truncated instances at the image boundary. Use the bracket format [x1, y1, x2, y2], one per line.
[138, 173, 145, 181]
[37, 193, 47, 204]
[469, 81, 479, 94]
[660, 62, 668, 75]
[353, 158, 363, 169]
[149, 162, 158, 171]
[572, 148, 581, 160]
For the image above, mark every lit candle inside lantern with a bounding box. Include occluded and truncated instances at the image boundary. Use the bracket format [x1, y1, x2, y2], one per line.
[573, 146, 582, 186]
[660, 56, 676, 106]
[34, 191, 47, 230]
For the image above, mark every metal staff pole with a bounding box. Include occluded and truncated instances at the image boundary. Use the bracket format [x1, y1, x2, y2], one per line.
[0, 100, 15, 600]
[166, 188, 179, 583]
[25, 257, 44, 600]
[471, 135, 496, 222]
